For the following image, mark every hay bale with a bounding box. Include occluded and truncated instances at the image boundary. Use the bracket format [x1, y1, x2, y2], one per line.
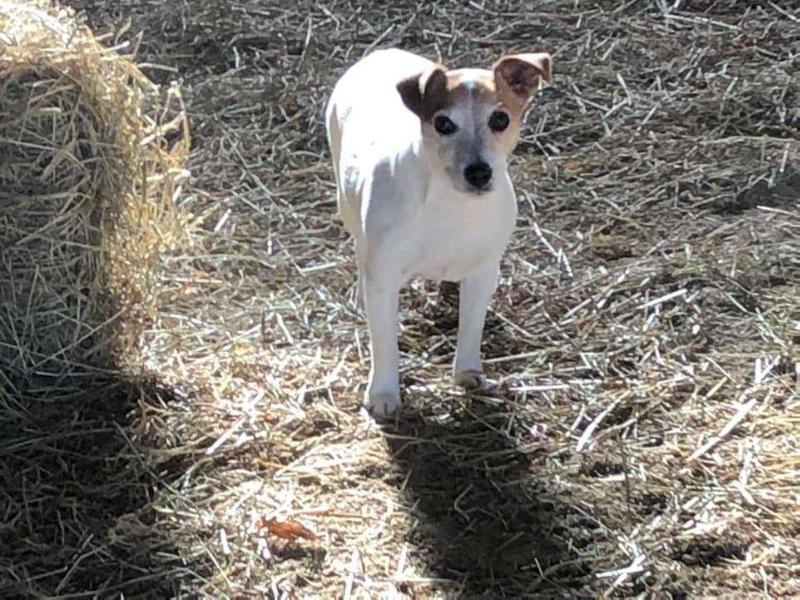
[0, 0, 190, 381]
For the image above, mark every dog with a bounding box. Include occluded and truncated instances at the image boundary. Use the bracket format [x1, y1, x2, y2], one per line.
[325, 48, 552, 417]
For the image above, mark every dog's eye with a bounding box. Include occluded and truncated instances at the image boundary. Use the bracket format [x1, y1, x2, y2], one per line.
[434, 115, 458, 136]
[488, 110, 510, 132]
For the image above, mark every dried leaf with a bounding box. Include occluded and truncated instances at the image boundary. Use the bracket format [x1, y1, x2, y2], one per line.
[259, 517, 318, 542]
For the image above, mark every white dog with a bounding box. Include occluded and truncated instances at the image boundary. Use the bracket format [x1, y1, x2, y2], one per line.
[325, 48, 551, 417]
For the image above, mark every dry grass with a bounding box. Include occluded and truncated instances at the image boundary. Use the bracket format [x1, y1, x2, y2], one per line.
[0, 0, 190, 378]
[2, 0, 799, 598]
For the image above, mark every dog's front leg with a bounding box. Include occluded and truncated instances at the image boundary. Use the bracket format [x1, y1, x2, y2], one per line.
[454, 261, 499, 389]
[363, 272, 402, 416]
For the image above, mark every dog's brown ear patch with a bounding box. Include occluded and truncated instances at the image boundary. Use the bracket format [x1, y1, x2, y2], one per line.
[397, 64, 448, 120]
[493, 53, 552, 110]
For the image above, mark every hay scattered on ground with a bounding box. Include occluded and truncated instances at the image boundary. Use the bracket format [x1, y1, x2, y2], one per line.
[4, 0, 799, 597]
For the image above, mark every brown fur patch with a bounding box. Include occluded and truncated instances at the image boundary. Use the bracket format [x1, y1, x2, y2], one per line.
[493, 53, 551, 114]
[396, 65, 449, 121]
[445, 72, 496, 106]
[398, 69, 498, 121]
[398, 54, 551, 121]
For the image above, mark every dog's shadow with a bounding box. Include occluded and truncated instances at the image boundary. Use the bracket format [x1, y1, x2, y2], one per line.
[383, 392, 589, 597]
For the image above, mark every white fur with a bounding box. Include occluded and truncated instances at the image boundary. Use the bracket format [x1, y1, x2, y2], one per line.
[325, 49, 518, 417]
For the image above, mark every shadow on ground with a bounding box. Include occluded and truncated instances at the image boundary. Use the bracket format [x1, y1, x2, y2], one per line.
[0, 372, 193, 597]
[383, 394, 592, 598]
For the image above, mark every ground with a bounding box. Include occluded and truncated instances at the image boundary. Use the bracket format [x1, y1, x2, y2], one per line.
[1, 0, 798, 598]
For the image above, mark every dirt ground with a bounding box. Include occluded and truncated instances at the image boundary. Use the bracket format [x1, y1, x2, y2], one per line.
[2, 0, 798, 598]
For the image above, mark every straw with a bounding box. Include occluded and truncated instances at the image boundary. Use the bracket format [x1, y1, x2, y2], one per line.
[2, 0, 798, 597]
[0, 0, 190, 381]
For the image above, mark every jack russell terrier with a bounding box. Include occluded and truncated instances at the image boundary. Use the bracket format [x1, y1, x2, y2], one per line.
[325, 48, 552, 417]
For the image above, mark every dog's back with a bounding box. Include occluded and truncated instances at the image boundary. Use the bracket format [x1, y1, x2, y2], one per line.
[325, 49, 431, 239]
[325, 49, 431, 163]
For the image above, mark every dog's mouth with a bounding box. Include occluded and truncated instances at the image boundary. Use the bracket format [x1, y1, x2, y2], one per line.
[466, 182, 492, 195]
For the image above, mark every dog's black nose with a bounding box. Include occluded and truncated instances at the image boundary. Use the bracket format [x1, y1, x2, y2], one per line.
[463, 161, 492, 190]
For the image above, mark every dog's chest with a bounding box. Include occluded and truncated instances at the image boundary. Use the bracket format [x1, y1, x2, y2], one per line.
[404, 187, 516, 282]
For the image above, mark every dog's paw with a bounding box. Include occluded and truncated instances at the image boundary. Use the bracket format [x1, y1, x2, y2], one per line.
[363, 391, 401, 419]
[454, 369, 486, 390]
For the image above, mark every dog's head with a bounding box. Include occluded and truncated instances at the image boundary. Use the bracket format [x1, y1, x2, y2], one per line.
[397, 53, 551, 195]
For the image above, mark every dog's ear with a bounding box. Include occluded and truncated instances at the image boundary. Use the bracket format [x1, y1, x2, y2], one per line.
[397, 64, 448, 120]
[493, 53, 551, 109]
